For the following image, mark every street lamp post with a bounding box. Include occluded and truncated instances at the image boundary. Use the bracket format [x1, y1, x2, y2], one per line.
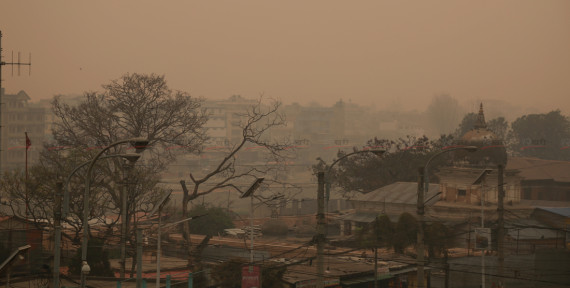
[473, 169, 492, 288]
[318, 149, 385, 288]
[80, 138, 149, 288]
[54, 152, 141, 288]
[416, 146, 477, 288]
[145, 214, 206, 288]
[120, 155, 140, 280]
[240, 178, 265, 269]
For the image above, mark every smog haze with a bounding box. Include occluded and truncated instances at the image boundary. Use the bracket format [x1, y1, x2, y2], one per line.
[1, 1, 569, 114]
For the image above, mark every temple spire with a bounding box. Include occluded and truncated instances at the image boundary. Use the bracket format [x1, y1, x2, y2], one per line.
[474, 102, 487, 129]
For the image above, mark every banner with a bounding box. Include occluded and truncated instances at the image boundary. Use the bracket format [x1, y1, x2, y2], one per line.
[242, 265, 261, 288]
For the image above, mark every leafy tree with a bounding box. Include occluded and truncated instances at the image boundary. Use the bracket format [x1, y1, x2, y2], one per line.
[392, 212, 417, 254]
[261, 219, 289, 236]
[487, 117, 509, 141]
[454, 113, 478, 138]
[455, 113, 510, 142]
[424, 222, 454, 258]
[354, 214, 394, 249]
[375, 214, 395, 248]
[211, 258, 286, 288]
[69, 237, 114, 277]
[510, 110, 570, 160]
[329, 135, 455, 194]
[186, 204, 234, 236]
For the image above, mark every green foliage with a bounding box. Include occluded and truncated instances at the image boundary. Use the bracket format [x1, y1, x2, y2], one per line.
[487, 117, 509, 141]
[393, 213, 417, 254]
[187, 204, 234, 236]
[454, 112, 478, 138]
[211, 259, 243, 288]
[424, 222, 453, 258]
[355, 214, 395, 249]
[330, 135, 454, 193]
[261, 219, 289, 236]
[511, 110, 570, 160]
[211, 258, 286, 288]
[295, 224, 316, 237]
[69, 238, 114, 277]
[376, 214, 395, 247]
[455, 113, 510, 143]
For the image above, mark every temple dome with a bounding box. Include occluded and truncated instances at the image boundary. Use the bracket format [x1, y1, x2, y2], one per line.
[453, 103, 507, 167]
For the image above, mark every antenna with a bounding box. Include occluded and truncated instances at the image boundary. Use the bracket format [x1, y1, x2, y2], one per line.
[0, 30, 32, 174]
[12, 50, 32, 76]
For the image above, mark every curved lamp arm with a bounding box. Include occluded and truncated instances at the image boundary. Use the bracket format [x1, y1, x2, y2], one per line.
[325, 149, 385, 175]
[323, 149, 385, 200]
[80, 138, 148, 270]
[63, 153, 140, 218]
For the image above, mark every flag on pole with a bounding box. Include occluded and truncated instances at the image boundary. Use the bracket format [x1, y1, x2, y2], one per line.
[25, 132, 31, 150]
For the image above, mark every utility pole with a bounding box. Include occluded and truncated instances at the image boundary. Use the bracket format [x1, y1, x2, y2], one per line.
[136, 228, 143, 288]
[497, 164, 505, 282]
[481, 180, 485, 288]
[53, 182, 63, 288]
[0, 30, 32, 174]
[444, 249, 450, 288]
[120, 160, 134, 279]
[417, 167, 426, 288]
[374, 217, 379, 288]
[316, 172, 325, 288]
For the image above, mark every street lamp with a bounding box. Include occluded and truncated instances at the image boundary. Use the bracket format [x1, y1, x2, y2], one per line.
[80, 138, 149, 288]
[0, 245, 31, 288]
[473, 169, 492, 288]
[323, 149, 385, 202]
[54, 152, 141, 288]
[240, 178, 265, 271]
[147, 190, 172, 288]
[318, 149, 385, 288]
[143, 210, 206, 288]
[416, 145, 477, 288]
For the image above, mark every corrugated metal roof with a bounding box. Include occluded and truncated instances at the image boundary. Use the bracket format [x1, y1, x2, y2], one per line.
[507, 157, 570, 182]
[536, 207, 570, 218]
[352, 182, 441, 205]
[341, 274, 394, 285]
[339, 212, 378, 223]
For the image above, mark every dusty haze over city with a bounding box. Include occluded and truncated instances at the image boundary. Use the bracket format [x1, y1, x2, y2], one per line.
[1, 1, 569, 117]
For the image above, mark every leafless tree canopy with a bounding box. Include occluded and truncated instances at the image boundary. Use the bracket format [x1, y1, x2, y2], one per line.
[179, 97, 297, 268]
[51, 73, 208, 170]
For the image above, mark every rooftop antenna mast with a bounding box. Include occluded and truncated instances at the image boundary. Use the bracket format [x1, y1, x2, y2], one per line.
[0, 30, 32, 174]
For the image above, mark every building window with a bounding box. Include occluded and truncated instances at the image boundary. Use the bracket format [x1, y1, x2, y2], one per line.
[458, 189, 467, 196]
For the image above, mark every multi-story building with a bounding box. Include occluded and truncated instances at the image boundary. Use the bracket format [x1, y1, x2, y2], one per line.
[202, 95, 260, 146]
[0, 88, 46, 172]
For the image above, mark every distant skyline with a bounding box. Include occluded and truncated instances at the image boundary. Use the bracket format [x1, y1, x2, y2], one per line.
[1, 1, 569, 115]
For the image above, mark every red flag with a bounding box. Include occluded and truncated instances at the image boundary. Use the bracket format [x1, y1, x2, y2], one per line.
[25, 132, 31, 150]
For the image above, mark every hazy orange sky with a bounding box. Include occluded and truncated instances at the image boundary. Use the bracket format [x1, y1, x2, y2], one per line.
[1, 1, 569, 114]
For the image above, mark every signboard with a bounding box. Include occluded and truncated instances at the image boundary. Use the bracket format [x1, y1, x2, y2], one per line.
[475, 228, 491, 250]
[242, 265, 261, 288]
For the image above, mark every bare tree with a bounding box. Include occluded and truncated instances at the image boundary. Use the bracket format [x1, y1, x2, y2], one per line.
[52, 73, 208, 169]
[179, 97, 294, 268]
[48, 73, 208, 274]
